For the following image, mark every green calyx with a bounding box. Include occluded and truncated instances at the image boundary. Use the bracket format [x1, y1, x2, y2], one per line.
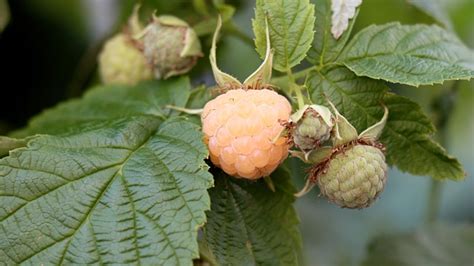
[329, 101, 388, 146]
[210, 16, 274, 89]
[128, 4, 144, 36]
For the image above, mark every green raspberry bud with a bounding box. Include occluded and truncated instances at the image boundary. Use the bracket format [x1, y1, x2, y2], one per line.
[98, 33, 153, 85]
[290, 105, 334, 153]
[293, 107, 333, 151]
[316, 144, 387, 209]
[143, 15, 203, 79]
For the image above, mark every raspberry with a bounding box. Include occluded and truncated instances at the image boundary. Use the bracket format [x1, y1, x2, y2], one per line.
[143, 15, 202, 79]
[291, 105, 333, 152]
[98, 33, 152, 85]
[316, 144, 387, 209]
[201, 89, 292, 179]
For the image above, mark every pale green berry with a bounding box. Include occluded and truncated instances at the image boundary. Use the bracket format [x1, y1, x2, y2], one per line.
[316, 144, 387, 209]
[293, 108, 333, 152]
[143, 15, 202, 79]
[98, 33, 153, 85]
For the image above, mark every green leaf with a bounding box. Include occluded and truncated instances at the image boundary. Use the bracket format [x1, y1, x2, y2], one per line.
[185, 86, 213, 125]
[307, 66, 464, 180]
[381, 93, 464, 180]
[362, 224, 474, 266]
[187, 85, 213, 110]
[308, 66, 388, 132]
[339, 23, 474, 86]
[1, 77, 213, 264]
[0, 117, 213, 265]
[13, 77, 191, 137]
[253, 0, 315, 72]
[307, 0, 359, 66]
[201, 167, 302, 265]
[407, 0, 453, 30]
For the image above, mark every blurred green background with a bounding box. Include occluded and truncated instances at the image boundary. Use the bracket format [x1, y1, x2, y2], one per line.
[0, 0, 473, 265]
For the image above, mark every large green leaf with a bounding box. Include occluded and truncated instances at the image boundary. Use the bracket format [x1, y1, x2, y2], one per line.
[307, 66, 464, 180]
[0, 117, 213, 265]
[306, 0, 359, 66]
[407, 0, 453, 30]
[13, 77, 191, 137]
[308, 66, 388, 132]
[339, 23, 474, 86]
[253, 0, 315, 72]
[362, 224, 474, 266]
[201, 167, 302, 265]
[1, 77, 214, 264]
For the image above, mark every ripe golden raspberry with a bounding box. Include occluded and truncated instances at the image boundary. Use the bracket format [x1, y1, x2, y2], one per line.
[98, 33, 153, 85]
[201, 89, 292, 180]
[316, 144, 387, 209]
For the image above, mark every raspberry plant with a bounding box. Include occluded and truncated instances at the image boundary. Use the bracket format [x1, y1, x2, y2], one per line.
[0, 0, 472, 265]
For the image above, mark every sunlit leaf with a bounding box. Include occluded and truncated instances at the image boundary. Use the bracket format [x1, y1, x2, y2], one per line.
[253, 0, 315, 72]
[340, 23, 474, 86]
[0, 117, 213, 265]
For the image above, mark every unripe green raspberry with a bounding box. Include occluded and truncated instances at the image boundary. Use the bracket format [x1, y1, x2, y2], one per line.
[316, 144, 387, 209]
[98, 33, 153, 85]
[293, 107, 333, 152]
[143, 15, 202, 79]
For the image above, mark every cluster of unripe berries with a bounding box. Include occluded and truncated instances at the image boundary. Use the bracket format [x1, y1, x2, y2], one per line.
[98, 7, 202, 85]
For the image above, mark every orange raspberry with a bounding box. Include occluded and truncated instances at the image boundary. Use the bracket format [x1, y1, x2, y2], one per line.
[201, 89, 292, 180]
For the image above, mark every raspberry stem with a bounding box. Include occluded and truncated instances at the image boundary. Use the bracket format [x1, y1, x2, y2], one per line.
[294, 85, 305, 109]
[286, 69, 305, 109]
[166, 105, 203, 114]
[271, 63, 340, 91]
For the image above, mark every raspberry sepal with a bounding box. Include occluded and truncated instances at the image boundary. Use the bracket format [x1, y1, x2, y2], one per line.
[210, 16, 274, 90]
